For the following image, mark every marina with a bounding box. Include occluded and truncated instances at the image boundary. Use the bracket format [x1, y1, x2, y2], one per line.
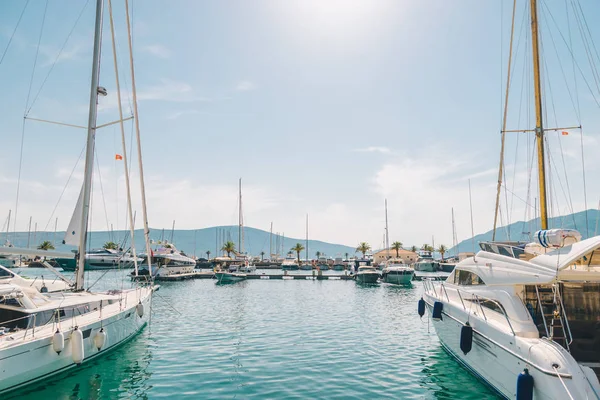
[1, 0, 600, 398]
[4, 268, 497, 400]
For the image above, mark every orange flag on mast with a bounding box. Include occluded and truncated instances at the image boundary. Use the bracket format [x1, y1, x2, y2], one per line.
[562, 131, 569, 136]
[115, 154, 123, 160]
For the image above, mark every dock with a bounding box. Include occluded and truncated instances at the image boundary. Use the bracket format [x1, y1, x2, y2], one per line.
[132, 270, 448, 282]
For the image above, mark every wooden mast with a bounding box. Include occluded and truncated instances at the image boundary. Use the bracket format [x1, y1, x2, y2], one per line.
[530, 0, 549, 229]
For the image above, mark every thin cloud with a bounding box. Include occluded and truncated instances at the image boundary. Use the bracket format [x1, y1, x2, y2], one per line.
[141, 44, 171, 59]
[166, 109, 198, 120]
[236, 81, 257, 91]
[98, 79, 210, 112]
[353, 146, 392, 154]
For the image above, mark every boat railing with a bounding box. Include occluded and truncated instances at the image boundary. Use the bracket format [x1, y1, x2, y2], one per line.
[426, 280, 516, 336]
[0, 313, 39, 339]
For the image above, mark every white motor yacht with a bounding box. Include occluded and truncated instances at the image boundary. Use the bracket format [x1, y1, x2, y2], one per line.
[421, 230, 600, 399]
[137, 242, 196, 278]
[381, 258, 414, 285]
[355, 263, 379, 285]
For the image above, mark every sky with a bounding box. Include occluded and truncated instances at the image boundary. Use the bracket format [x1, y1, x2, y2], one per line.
[1, 0, 600, 251]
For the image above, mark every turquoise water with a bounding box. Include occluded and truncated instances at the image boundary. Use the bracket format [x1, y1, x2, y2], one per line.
[7, 269, 498, 399]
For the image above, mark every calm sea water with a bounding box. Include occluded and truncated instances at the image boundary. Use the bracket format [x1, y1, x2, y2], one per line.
[7, 269, 498, 399]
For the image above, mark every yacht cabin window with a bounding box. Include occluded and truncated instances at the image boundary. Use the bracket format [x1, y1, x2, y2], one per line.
[453, 270, 485, 286]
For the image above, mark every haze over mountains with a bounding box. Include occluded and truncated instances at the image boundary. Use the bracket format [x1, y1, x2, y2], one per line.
[5, 226, 356, 259]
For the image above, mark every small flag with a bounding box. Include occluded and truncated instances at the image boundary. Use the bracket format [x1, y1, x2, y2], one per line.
[115, 154, 123, 160]
[562, 131, 569, 136]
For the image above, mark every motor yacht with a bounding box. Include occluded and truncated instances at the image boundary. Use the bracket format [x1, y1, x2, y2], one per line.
[381, 258, 414, 285]
[421, 230, 600, 399]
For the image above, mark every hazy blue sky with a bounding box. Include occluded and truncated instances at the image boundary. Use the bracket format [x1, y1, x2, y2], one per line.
[1, 0, 600, 249]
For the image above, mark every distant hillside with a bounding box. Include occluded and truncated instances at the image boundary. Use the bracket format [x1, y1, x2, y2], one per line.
[4, 225, 356, 259]
[450, 209, 600, 255]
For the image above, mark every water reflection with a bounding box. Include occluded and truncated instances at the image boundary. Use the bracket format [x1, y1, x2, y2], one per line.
[419, 347, 498, 399]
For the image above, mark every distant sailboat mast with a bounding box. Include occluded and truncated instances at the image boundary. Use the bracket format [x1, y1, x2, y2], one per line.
[306, 214, 309, 261]
[238, 178, 243, 255]
[384, 199, 389, 255]
[269, 222, 273, 258]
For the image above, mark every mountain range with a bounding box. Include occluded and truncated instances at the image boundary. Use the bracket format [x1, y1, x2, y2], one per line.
[4, 225, 356, 259]
[5, 209, 599, 259]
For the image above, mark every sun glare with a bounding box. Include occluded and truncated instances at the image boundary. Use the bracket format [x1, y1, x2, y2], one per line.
[273, 0, 395, 41]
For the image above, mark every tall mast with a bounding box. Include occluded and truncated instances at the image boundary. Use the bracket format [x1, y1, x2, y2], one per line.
[530, 0, 548, 229]
[305, 214, 309, 261]
[108, 0, 138, 274]
[75, 0, 104, 291]
[451, 208, 457, 256]
[384, 199, 389, 254]
[269, 222, 273, 258]
[238, 178, 242, 254]
[124, 0, 153, 276]
[5, 210, 11, 244]
[170, 220, 175, 243]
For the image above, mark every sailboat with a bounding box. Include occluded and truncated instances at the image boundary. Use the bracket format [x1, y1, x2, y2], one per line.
[215, 179, 252, 283]
[0, 0, 155, 394]
[380, 199, 414, 285]
[422, 1, 600, 398]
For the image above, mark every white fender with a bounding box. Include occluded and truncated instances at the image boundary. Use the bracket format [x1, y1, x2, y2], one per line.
[71, 327, 84, 364]
[52, 330, 64, 354]
[94, 328, 107, 351]
[136, 302, 144, 318]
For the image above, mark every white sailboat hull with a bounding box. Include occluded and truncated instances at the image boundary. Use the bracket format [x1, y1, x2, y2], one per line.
[0, 287, 153, 395]
[423, 295, 600, 400]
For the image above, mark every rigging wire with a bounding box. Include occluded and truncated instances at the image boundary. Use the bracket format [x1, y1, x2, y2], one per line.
[26, 0, 91, 115]
[540, 2, 600, 109]
[94, 149, 112, 235]
[492, 0, 517, 241]
[14, 0, 49, 238]
[0, 0, 30, 67]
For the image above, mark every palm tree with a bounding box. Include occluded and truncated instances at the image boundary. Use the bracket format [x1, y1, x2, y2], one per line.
[206, 250, 211, 260]
[221, 241, 236, 257]
[422, 244, 434, 252]
[260, 251, 265, 261]
[391, 241, 403, 257]
[410, 245, 418, 253]
[37, 241, 54, 251]
[103, 241, 118, 250]
[356, 242, 371, 258]
[291, 243, 305, 263]
[437, 245, 448, 261]
[316, 251, 321, 259]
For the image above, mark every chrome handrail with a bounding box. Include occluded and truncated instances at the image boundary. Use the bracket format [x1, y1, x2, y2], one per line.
[440, 283, 450, 302]
[535, 285, 550, 338]
[456, 289, 466, 310]
[555, 285, 573, 346]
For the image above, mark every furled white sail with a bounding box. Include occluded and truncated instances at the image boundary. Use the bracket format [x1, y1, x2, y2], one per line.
[63, 185, 84, 246]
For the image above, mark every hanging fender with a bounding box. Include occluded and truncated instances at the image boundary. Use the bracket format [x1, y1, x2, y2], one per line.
[432, 301, 443, 321]
[52, 330, 65, 354]
[94, 328, 107, 351]
[516, 368, 534, 400]
[418, 298, 425, 318]
[460, 322, 473, 355]
[71, 327, 84, 364]
[136, 302, 144, 318]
